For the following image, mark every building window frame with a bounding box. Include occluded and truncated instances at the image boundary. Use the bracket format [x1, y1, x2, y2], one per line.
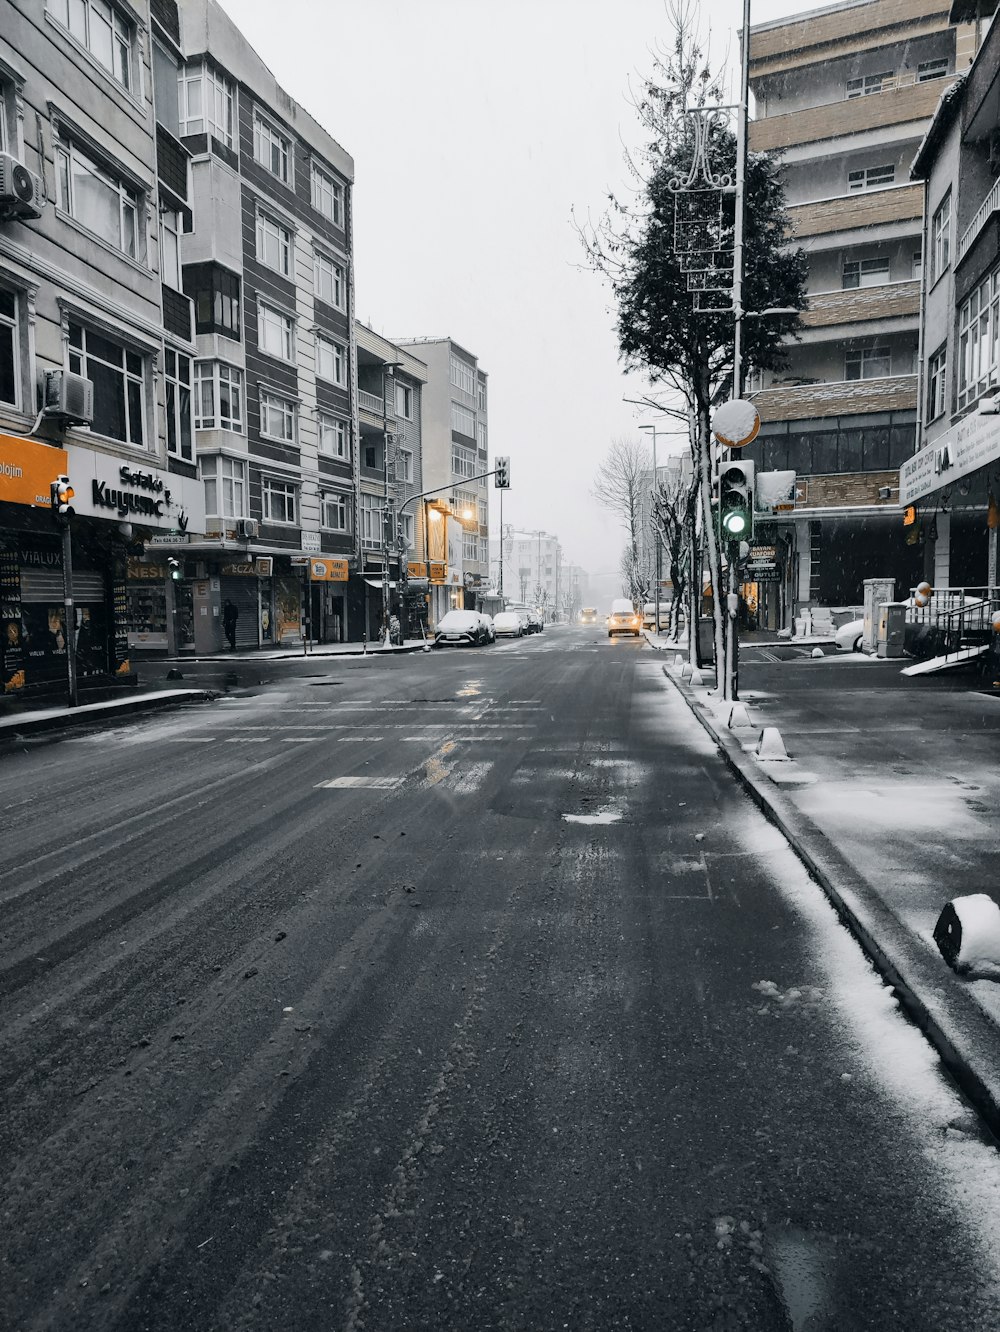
[164, 347, 193, 462]
[927, 343, 948, 422]
[398, 447, 413, 483]
[958, 267, 1000, 411]
[194, 360, 243, 433]
[842, 256, 890, 289]
[931, 191, 951, 286]
[395, 381, 412, 419]
[846, 70, 894, 99]
[67, 319, 147, 447]
[253, 111, 291, 185]
[918, 58, 949, 83]
[318, 411, 349, 460]
[321, 490, 351, 532]
[200, 453, 246, 518]
[257, 300, 295, 363]
[0, 286, 23, 412]
[314, 249, 345, 309]
[47, 0, 136, 96]
[56, 137, 143, 262]
[450, 354, 476, 397]
[848, 163, 895, 191]
[160, 205, 182, 289]
[451, 443, 476, 478]
[316, 333, 347, 386]
[178, 62, 235, 147]
[451, 401, 476, 438]
[255, 210, 292, 277]
[359, 492, 382, 548]
[259, 388, 297, 443]
[845, 343, 893, 381]
[310, 161, 343, 224]
[261, 475, 298, 525]
[400, 512, 414, 549]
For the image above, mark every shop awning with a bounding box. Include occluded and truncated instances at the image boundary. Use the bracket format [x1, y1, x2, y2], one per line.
[364, 579, 399, 590]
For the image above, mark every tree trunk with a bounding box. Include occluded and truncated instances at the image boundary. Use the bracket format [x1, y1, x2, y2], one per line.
[695, 384, 725, 689]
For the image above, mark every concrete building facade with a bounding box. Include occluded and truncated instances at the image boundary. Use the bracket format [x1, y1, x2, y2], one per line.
[743, 0, 980, 626]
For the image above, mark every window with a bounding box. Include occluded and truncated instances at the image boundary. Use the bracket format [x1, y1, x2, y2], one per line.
[259, 389, 296, 442]
[842, 257, 889, 289]
[185, 263, 241, 339]
[318, 412, 349, 460]
[398, 448, 413, 483]
[160, 207, 181, 289]
[931, 192, 951, 285]
[0, 80, 10, 156]
[194, 361, 243, 432]
[0, 289, 20, 409]
[478, 380, 487, 411]
[927, 344, 947, 422]
[913, 249, 923, 280]
[311, 162, 343, 224]
[314, 251, 344, 308]
[68, 321, 145, 445]
[47, 0, 135, 93]
[463, 531, 478, 562]
[450, 355, 476, 396]
[257, 301, 294, 361]
[322, 491, 351, 532]
[360, 493, 382, 547]
[918, 59, 948, 82]
[845, 344, 892, 380]
[200, 454, 245, 518]
[478, 500, 488, 526]
[479, 536, 489, 564]
[452, 443, 476, 478]
[451, 401, 476, 437]
[316, 334, 346, 385]
[56, 140, 141, 259]
[847, 71, 893, 98]
[164, 349, 193, 461]
[364, 444, 378, 470]
[256, 212, 291, 276]
[848, 164, 895, 191]
[477, 421, 487, 451]
[958, 268, 1000, 410]
[178, 63, 234, 147]
[262, 476, 297, 524]
[400, 513, 414, 549]
[395, 381, 412, 419]
[253, 113, 290, 183]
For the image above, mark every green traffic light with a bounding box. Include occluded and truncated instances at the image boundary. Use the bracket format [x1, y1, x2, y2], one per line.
[722, 511, 748, 536]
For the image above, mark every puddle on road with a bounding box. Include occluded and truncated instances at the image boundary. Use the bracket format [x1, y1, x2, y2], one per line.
[766, 1225, 839, 1331]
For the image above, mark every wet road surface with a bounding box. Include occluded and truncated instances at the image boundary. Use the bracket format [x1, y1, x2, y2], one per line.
[3, 626, 1000, 1330]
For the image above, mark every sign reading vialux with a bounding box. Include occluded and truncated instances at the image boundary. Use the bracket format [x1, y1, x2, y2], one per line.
[711, 399, 761, 449]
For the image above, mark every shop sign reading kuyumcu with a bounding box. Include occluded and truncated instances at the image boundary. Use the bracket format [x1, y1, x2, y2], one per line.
[0, 433, 69, 508]
[64, 444, 206, 534]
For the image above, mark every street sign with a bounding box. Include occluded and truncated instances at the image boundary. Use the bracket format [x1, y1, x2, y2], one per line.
[712, 399, 760, 449]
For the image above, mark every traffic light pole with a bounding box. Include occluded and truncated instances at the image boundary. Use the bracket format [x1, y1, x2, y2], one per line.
[59, 517, 78, 708]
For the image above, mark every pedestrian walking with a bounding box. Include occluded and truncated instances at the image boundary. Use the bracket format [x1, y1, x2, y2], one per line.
[222, 599, 239, 651]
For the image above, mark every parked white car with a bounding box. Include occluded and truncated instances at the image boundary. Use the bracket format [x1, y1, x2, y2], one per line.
[493, 611, 524, 638]
[433, 610, 492, 647]
[835, 618, 864, 653]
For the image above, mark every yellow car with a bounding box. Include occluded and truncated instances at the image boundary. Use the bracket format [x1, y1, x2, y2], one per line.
[579, 607, 598, 625]
[607, 599, 642, 637]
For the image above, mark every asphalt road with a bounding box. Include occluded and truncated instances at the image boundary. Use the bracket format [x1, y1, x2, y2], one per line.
[4, 626, 1000, 1331]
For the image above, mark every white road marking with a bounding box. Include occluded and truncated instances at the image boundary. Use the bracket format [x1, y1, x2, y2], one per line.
[281, 737, 322, 743]
[225, 737, 270, 743]
[314, 776, 403, 789]
[337, 736, 383, 743]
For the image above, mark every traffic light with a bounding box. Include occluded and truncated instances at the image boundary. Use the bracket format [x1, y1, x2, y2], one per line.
[168, 556, 182, 580]
[494, 456, 510, 489]
[718, 460, 754, 540]
[50, 474, 74, 519]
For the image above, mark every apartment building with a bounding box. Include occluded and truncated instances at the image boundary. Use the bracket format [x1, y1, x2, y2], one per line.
[1, 0, 207, 701]
[491, 528, 563, 618]
[396, 336, 490, 626]
[355, 323, 426, 639]
[743, 0, 977, 628]
[903, 2, 1000, 586]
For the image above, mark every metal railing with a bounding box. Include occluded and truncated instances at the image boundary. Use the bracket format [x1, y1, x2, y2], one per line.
[957, 177, 1000, 266]
[907, 585, 1000, 661]
[358, 388, 394, 417]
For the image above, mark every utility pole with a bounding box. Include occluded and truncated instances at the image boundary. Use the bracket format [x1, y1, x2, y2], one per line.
[380, 361, 403, 648]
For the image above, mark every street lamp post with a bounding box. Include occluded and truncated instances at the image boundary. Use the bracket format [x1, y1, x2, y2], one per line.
[381, 361, 404, 648]
[639, 423, 666, 636]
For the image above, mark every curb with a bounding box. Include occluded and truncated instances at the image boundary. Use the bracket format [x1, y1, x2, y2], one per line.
[0, 689, 214, 743]
[661, 663, 1000, 1142]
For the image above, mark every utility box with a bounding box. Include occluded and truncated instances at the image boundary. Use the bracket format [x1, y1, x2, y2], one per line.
[863, 578, 895, 653]
[877, 602, 906, 658]
[697, 616, 715, 666]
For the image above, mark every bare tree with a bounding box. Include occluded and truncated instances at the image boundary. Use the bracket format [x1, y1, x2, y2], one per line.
[593, 436, 652, 604]
[652, 464, 699, 640]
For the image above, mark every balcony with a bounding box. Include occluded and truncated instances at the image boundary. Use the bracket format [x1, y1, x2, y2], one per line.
[801, 280, 921, 329]
[749, 0, 953, 78]
[788, 183, 924, 239]
[957, 176, 1000, 266]
[754, 374, 918, 422]
[358, 389, 395, 423]
[750, 77, 953, 154]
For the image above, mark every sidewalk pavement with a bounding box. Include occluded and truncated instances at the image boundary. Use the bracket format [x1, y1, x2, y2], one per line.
[146, 637, 431, 665]
[0, 688, 213, 743]
[653, 633, 1000, 1138]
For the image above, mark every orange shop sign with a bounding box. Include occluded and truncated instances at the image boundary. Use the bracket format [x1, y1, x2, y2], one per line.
[0, 433, 68, 509]
[310, 557, 349, 582]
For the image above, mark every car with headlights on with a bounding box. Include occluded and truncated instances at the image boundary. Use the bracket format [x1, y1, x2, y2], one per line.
[607, 598, 642, 637]
[433, 610, 492, 647]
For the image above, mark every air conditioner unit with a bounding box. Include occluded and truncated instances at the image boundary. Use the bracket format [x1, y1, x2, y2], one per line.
[42, 369, 94, 425]
[0, 152, 45, 220]
[236, 517, 259, 540]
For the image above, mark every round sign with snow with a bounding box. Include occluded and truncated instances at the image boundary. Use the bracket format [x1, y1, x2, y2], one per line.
[712, 399, 760, 449]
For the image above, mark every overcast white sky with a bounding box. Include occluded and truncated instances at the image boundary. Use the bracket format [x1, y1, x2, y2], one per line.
[217, 0, 805, 584]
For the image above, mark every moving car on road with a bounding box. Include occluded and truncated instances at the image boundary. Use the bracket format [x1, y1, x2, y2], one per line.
[433, 610, 492, 647]
[579, 607, 598, 624]
[526, 610, 544, 634]
[493, 611, 523, 638]
[607, 598, 642, 638]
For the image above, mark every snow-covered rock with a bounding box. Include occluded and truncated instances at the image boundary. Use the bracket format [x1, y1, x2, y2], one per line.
[933, 894, 1000, 979]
